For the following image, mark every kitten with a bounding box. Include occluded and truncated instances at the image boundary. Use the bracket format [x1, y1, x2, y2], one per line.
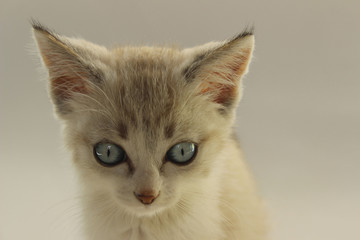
[32, 22, 268, 240]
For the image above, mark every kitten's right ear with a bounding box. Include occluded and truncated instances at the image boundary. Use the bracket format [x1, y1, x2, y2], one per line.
[32, 22, 103, 115]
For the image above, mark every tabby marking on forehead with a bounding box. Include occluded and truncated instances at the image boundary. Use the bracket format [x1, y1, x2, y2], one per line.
[164, 123, 175, 139]
[117, 122, 128, 139]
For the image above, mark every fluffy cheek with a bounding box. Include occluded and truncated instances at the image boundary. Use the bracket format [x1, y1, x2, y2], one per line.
[157, 177, 182, 206]
[69, 142, 129, 198]
[160, 166, 203, 206]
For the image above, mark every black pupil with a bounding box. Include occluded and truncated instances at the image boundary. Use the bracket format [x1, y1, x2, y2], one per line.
[107, 146, 111, 157]
[181, 148, 184, 156]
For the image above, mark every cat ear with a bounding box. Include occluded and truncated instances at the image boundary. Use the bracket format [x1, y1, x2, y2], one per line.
[32, 22, 104, 115]
[183, 31, 254, 112]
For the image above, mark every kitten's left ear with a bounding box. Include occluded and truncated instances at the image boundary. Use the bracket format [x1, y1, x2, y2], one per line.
[184, 31, 255, 112]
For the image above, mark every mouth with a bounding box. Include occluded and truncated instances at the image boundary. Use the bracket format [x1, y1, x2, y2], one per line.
[114, 191, 172, 217]
[131, 202, 166, 217]
[114, 195, 158, 215]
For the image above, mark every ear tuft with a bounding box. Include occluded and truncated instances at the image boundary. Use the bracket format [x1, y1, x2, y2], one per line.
[31, 19, 55, 35]
[231, 26, 254, 40]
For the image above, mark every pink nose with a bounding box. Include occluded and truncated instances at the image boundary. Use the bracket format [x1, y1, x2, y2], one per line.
[134, 191, 159, 205]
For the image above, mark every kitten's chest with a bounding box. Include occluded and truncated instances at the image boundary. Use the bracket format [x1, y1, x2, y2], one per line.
[115, 210, 224, 240]
[117, 221, 174, 240]
[118, 224, 212, 240]
[120, 222, 146, 240]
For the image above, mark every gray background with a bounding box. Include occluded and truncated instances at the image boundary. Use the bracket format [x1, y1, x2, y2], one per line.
[1, 0, 359, 239]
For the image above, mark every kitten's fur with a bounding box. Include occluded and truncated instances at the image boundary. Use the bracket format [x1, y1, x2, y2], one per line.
[33, 22, 267, 240]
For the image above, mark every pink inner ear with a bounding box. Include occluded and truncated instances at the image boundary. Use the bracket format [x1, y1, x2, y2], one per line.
[199, 78, 238, 105]
[51, 75, 88, 100]
[199, 50, 250, 105]
[214, 84, 238, 105]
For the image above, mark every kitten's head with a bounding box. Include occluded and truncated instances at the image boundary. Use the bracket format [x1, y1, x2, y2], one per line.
[33, 22, 254, 216]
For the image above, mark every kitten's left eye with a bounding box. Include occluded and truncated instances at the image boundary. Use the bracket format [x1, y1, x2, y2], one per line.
[93, 142, 126, 166]
[166, 142, 197, 165]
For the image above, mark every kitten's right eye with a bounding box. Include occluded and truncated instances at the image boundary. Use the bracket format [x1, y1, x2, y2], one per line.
[93, 142, 126, 166]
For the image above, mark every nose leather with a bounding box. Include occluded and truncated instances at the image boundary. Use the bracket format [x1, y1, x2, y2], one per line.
[134, 191, 159, 205]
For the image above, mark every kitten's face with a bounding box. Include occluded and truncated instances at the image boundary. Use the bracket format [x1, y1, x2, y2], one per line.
[33, 23, 254, 216]
[66, 48, 230, 216]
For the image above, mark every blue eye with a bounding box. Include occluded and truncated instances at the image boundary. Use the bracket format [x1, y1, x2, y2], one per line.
[166, 142, 197, 165]
[93, 142, 126, 166]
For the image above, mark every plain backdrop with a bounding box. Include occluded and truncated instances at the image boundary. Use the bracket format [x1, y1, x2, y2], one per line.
[1, 0, 359, 239]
